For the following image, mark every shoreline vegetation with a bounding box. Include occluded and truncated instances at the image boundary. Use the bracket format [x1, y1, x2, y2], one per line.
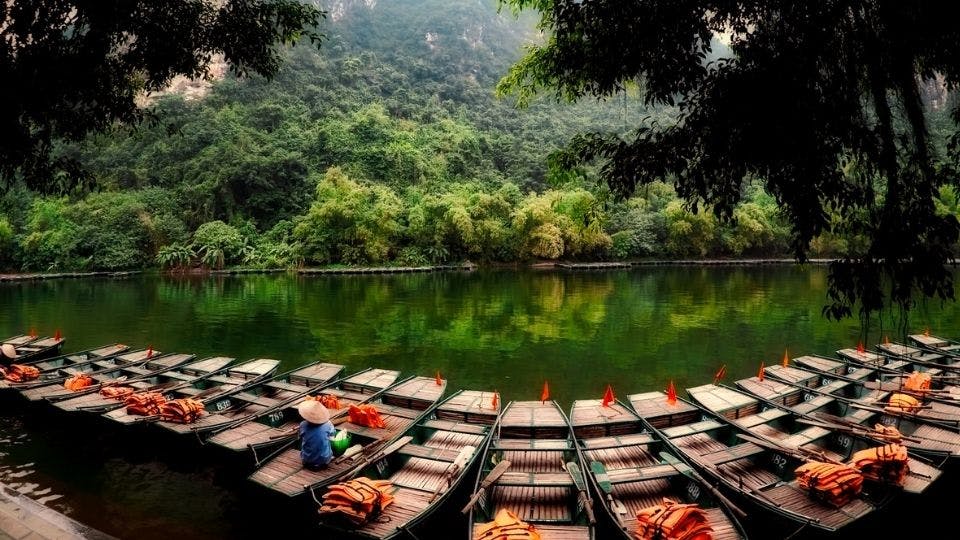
[0, 258, 841, 282]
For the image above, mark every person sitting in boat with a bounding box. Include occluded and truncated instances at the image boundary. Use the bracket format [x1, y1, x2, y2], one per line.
[297, 399, 337, 470]
[0, 343, 19, 366]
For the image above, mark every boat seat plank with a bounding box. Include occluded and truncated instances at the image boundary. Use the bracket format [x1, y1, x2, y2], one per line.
[492, 440, 572, 451]
[661, 419, 723, 439]
[605, 463, 680, 484]
[495, 472, 574, 488]
[396, 443, 460, 463]
[421, 419, 488, 435]
[580, 433, 656, 450]
[700, 442, 765, 466]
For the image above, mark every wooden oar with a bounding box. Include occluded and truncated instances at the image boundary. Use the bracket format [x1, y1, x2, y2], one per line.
[809, 412, 922, 443]
[428, 445, 476, 503]
[345, 435, 413, 480]
[564, 461, 596, 525]
[590, 461, 627, 526]
[461, 460, 511, 514]
[659, 452, 747, 519]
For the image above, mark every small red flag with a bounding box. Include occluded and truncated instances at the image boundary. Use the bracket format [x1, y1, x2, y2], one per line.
[884, 335, 890, 345]
[782, 349, 789, 368]
[28, 327, 37, 338]
[857, 341, 865, 354]
[491, 391, 499, 410]
[601, 385, 615, 408]
[541, 380, 550, 403]
[146, 345, 153, 358]
[666, 380, 677, 405]
[713, 365, 727, 384]
[435, 371, 442, 386]
[758, 362, 765, 382]
[924, 327, 930, 337]
[54, 329, 62, 341]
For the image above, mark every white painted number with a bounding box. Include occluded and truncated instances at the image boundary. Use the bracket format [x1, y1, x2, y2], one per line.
[215, 400, 229, 411]
[838, 435, 852, 448]
[772, 455, 788, 469]
[687, 482, 701, 499]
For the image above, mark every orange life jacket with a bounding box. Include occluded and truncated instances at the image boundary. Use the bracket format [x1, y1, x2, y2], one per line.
[63, 373, 93, 391]
[125, 392, 167, 416]
[316, 394, 341, 410]
[886, 393, 921, 412]
[159, 398, 205, 423]
[634, 498, 714, 540]
[4, 364, 40, 382]
[349, 404, 386, 428]
[902, 372, 932, 393]
[849, 444, 910, 486]
[100, 386, 135, 399]
[474, 509, 542, 540]
[319, 477, 395, 527]
[795, 461, 864, 507]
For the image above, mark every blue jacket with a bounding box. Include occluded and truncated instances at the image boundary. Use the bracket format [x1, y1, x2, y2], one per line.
[300, 420, 336, 467]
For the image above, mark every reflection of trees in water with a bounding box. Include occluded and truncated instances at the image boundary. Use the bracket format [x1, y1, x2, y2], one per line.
[3, 269, 957, 402]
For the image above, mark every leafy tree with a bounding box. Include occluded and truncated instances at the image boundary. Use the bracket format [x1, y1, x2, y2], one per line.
[192, 220, 244, 269]
[1, 0, 324, 192]
[294, 167, 403, 264]
[500, 1, 960, 319]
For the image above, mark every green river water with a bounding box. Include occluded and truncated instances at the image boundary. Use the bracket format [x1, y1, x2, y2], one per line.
[0, 266, 957, 539]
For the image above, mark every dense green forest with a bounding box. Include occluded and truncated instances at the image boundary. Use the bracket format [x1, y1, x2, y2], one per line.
[0, 0, 956, 272]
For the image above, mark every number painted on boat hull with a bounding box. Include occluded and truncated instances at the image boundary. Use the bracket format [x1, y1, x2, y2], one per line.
[215, 400, 230, 411]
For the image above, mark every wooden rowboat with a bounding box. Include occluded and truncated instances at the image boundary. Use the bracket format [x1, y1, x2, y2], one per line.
[876, 341, 960, 371]
[150, 358, 281, 432]
[51, 356, 236, 413]
[157, 361, 345, 436]
[316, 389, 500, 539]
[19, 349, 162, 401]
[838, 346, 960, 378]
[467, 400, 595, 540]
[696, 381, 941, 494]
[0, 344, 129, 391]
[629, 390, 875, 533]
[43, 353, 197, 404]
[909, 332, 960, 356]
[1, 335, 40, 347]
[248, 375, 446, 498]
[43, 354, 194, 404]
[794, 354, 960, 404]
[1, 335, 65, 363]
[569, 399, 746, 540]
[207, 368, 401, 457]
[755, 361, 960, 461]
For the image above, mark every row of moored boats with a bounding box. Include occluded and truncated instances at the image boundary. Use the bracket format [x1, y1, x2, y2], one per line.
[2, 332, 960, 539]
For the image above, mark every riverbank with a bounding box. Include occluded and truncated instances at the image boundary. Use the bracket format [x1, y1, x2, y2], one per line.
[0, 258, 837, 281]
[0, 482, 116, 540]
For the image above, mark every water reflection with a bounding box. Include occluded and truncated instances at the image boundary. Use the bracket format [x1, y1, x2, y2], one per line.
[0, 267, 957, 538]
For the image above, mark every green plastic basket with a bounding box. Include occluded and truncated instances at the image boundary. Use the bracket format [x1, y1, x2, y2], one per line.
[331, 430, 352, 456]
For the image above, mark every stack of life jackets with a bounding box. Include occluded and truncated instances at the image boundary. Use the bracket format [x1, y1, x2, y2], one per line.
[794, 461, 864, 507]
[349, 404, 386, 428]
[125, 392, 167, 416]
[903, 372, 932, 393]
[159, 398, 205, 423]
[886, 393, 922, 413]
[475, 509, 541, 540]
[63, 373, 94, 391]
[634, 498, 713, 540]
[3, 364, 40, 382]
[849, 444, 910, 486]
[318, 477, 394, 526]
[100, 386, 135, 400]
[315, 393, 341, 410]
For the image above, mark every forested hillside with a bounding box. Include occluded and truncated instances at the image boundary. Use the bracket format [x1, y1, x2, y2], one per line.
[0, 0, 955, 271]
